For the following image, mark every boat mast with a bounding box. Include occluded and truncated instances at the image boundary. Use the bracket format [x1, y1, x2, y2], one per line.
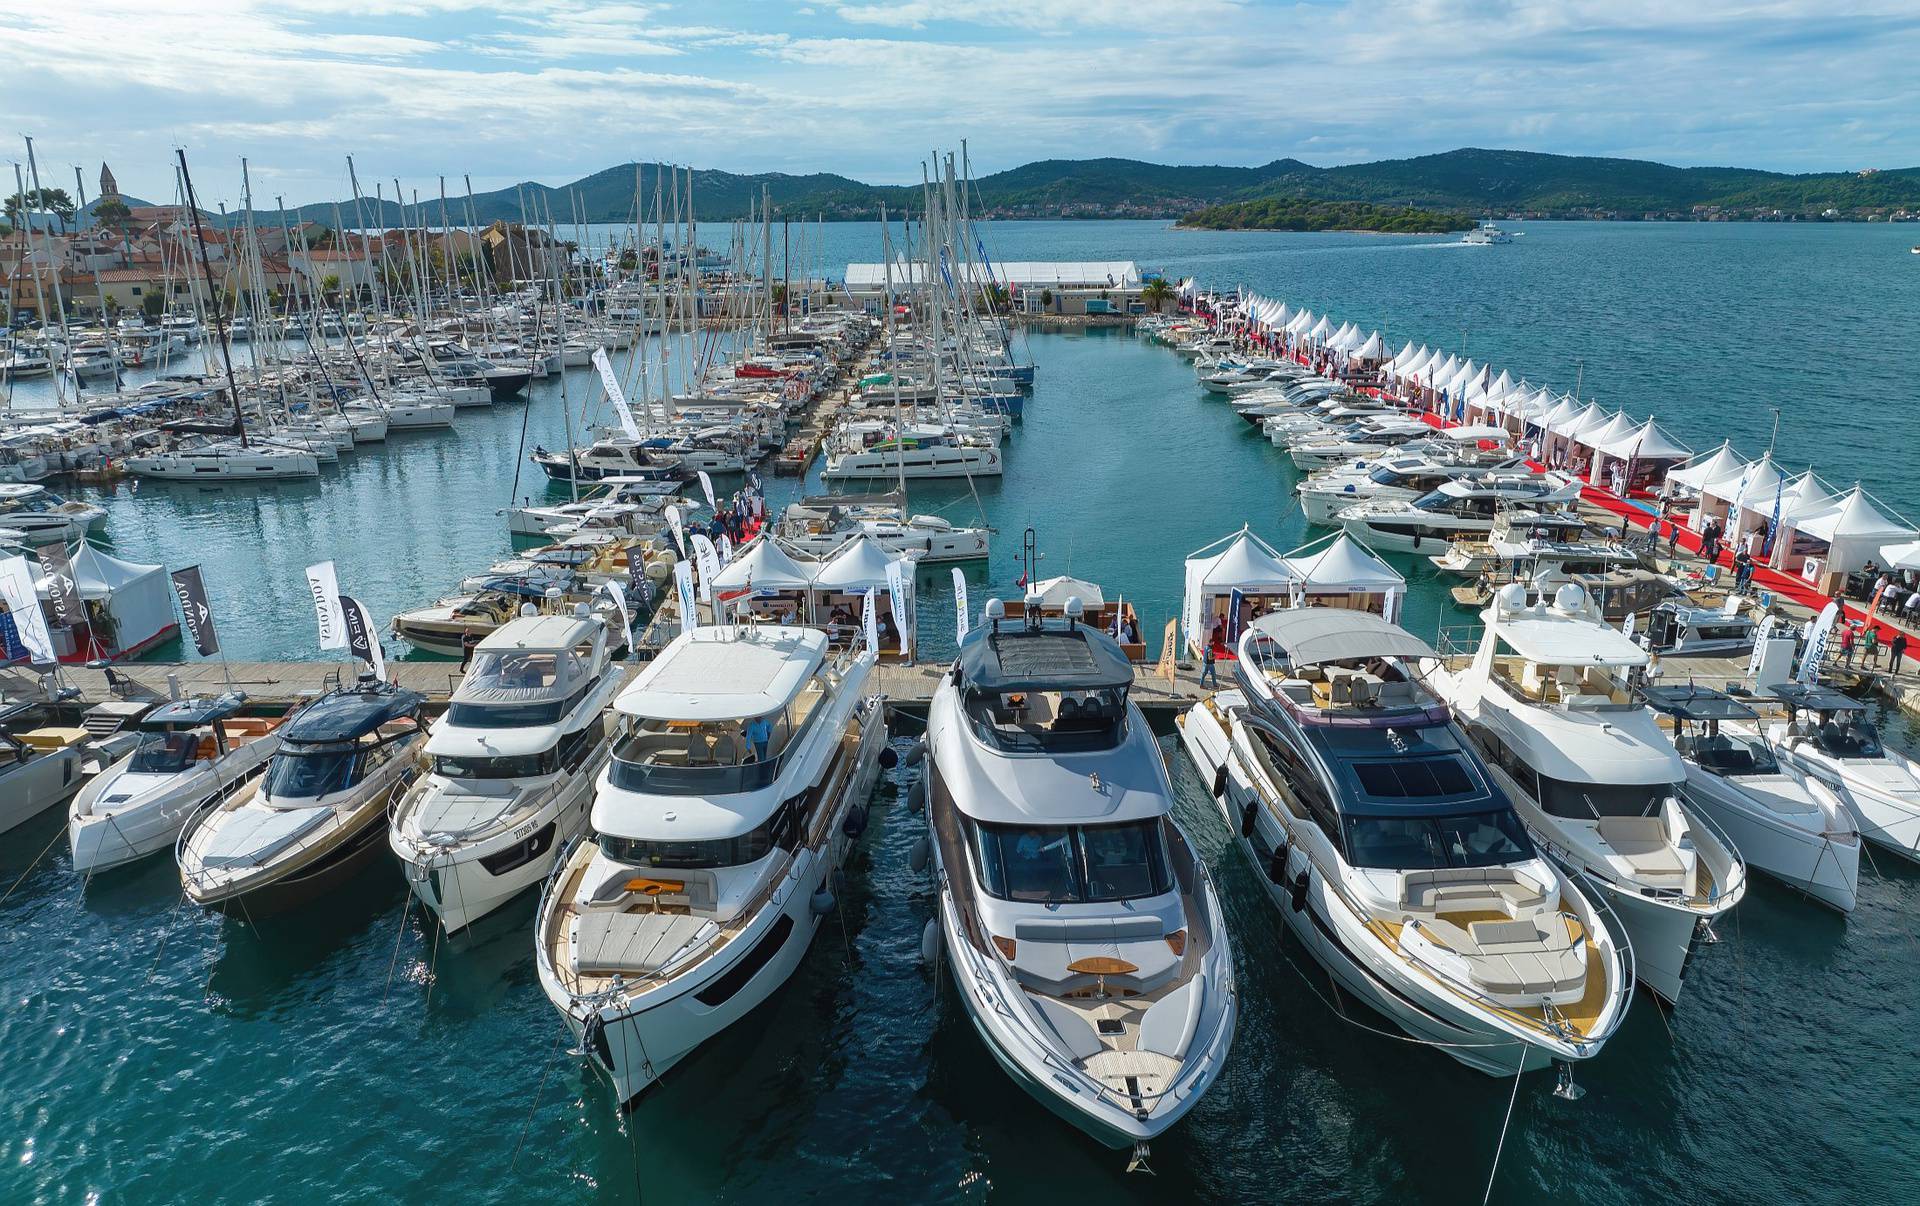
[176, 149, 247, 447]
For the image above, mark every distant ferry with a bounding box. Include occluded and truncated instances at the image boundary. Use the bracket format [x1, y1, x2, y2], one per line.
[1460, 220, 1514, 246]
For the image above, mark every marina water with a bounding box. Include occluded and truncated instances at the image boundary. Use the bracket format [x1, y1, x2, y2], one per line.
[4, 220, 1917, 1202]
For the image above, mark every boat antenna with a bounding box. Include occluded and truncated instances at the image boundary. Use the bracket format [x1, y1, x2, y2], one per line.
[176, 149, 247, 447]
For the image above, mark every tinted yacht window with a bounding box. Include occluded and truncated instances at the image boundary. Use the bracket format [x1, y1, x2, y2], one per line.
[1343, 810, 1533, 870]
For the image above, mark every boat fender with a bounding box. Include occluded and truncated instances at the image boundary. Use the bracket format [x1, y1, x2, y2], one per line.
[906, 778, 927, 813]
[904, 737, 927, 767]
[1266, 843, 1290, 886]
[910, 834, 932, 873]
[920, 918, 940, 964]
[879, 746, 899, 770]
[1212, 764, 1228, 799]
[1240, 798, 1259, 838]
[810, 886, 837, 916]
[1288, 868, 1310, 913]
[842, 804, 869, 838]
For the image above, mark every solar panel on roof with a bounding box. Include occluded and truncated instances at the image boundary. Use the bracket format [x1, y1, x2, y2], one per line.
[990, 631, 1099, 678]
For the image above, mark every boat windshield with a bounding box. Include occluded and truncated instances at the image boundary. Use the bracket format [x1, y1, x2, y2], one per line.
[1536, 773, 1677, 819]
[967, 819, 1172, 904]
[128, 731, 202, 775]
[445, 698, 568, 728]
[1686, 732, 1779, 776]
[1813, 720, 1883, 759]
[433, 749, 556, 780]
[963, 687, 1128, 754]
[264, 745, 358, 799]
[1342, 809, 1533, 871]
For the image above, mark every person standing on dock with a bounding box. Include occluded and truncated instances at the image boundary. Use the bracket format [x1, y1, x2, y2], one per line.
[1837, 624, 1857, 668]
[1733, 548, 1755, 592]
[1862, 626, 1881, 670]
[1891, 631, 1909, 675]
[1201, 634, 1220, 689]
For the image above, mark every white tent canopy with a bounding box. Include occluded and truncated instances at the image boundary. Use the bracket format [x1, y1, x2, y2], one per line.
[1667, 442, 1747, 493]
[1283, 533, 1406, 622]
[809, 534, 906, 590]
[1598, 418, 1691, 461]
[710, 536, 817, 591]
[1880, 539, 1920, 571]
[1182, 527, 1296, 653]
[33, 543, 176, 660]
[1030, 575, 1105, 608]
[1350, 331, 1386, 361]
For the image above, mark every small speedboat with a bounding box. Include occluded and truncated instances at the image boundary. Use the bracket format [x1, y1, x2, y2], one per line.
[69, 693, 285, 874]
[0, 701, 95, 836]
[177, 679, 425, 915]
[1769, 682, 1920, 863]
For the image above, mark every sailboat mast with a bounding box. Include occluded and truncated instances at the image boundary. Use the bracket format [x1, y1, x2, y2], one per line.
[176, 149, 247, 447]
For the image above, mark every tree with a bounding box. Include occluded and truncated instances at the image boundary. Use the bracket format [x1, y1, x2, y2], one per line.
[92, 198, 132, 229]
[142, 292, 164, 319]
[4, 187, 77, 232]
[1140, 278, 1176, 313]
[981, 283, 1010, 314]
[320, 273, 341, 304]
[1039, 288, 1055, 314]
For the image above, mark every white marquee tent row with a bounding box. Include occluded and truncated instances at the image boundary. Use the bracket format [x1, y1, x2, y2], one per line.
[1201, 287, 1698, 496]
[1180, 525, 1406, 656]
[1662, 443, 1920, 576]
[706, 533, 918, 659]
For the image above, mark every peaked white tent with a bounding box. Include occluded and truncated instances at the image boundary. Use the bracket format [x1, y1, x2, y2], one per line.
[1182, 527, 1296, 655]
[1666, 442, 1748, 494]
[33, 543, 176, 662]
[1590, 417, 1693, 495]
[1789, 485, 1917, 577]
[1282, 533, 1406, 622]
[1350, 331, 1387, 363]
[1031, 575, 1105, 608]
[806, 535, 916, 658]
[711, 536, 818, 623]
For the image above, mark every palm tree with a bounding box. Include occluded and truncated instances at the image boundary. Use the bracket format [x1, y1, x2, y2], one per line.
[1140, 278, 1176, 314]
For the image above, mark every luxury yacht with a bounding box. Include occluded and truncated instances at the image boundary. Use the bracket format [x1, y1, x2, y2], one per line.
[1420, 583, 1746, 1003]
[390, 612, 623, 933]
[1299, 446, 1524, 526]
[178, 679, 426, 914]
[924, 598, 1235, 1160]
[774, 493, 990, 563]
[1287, 416, 1435, 471]
[1767, 683, 1920, 863]
[536, 625, 889, 1109]
[822, 424, 1002, 480]
[69, 694, 284, 874]
[1335, 475, 1583, 555]
[1642, 685, 1860, 912]
[531, 437, 688, 484]
[124, 440, 322, 481]
[0, 701, 95, 835]
[0, 485, 110, 545]
[1180, 608, 1630, 1079]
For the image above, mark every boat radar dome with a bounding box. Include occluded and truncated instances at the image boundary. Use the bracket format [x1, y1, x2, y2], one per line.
[1552, 583, 1587, 614]
[573, 602, 591, 618]
[1495, 581, 1529, 615]
[1063, 595, 1085, 621]
[984, 597, 1006, 631]
[520, 602, 539, 618]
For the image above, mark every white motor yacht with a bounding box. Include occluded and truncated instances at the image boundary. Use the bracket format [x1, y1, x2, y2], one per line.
[0, 701, 95, 836]
[1420, 583, 1746, 1003]
[923, 599, 1235, 1159]
[536, 625, 889, 1109]
[178, 680, 426, 915]
[69, 694, 284, 874]
[1768, 683, 1920, 863]
[1288, 417, 1435, 471]
[1179, 608, 1630, 1079]
[823, 425, 1002, 480]
[1301, 448, 1526, 526]
[1336, 475, 1583, 555]
[390, 612, 624, 933]
[1642, 685, 1860, 912]
[0, 485, 109, 545]
[774, 493, 990, 563]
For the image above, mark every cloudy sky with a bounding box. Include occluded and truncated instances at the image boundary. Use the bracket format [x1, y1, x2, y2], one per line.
[5, 0, 1917, 206]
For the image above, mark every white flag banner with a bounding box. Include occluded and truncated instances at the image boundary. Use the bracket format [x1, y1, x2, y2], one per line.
[951, 567, 970, 643]
[697, 470, 717, 512]
[862, 586, 879, 655]
[1797, 601, 1841, 684]
[305, 560, 347, 650]
[718, 534, 733, 565]
[690, 534, 721, 605]
[0, 553, 56, 664]
[885, 557, 909, 653]
[591, 347, 641, 439]
[599, 579, 632, 651]
[664, 505, 685, 555]
[674, 559, 698, 635]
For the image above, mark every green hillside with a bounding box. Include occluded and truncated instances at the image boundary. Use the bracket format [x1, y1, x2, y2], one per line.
[1179, 198, 1472, 233]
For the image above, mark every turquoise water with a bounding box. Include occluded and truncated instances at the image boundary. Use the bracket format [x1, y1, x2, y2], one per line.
[6, 222, 1920, 1203]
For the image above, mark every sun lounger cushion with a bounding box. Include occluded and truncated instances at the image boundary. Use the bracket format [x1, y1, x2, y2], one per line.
[574, 912, 718, 976]
[1030, 995, 1105, 1061]
[1137, 975, 1206, 1060]
[1596, 816, 1688, 885]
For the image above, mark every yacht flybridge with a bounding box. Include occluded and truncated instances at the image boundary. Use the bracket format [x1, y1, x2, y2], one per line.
[1179, 608, 1630, 1079]
[923, 597, 1235, 1160]
[537, 625, 889, 1110]
[1420, 583, 1746, 1003]
[390, 612, 624, 933]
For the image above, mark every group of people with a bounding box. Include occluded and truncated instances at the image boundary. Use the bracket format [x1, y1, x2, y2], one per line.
[1836, 622, 1910, 673]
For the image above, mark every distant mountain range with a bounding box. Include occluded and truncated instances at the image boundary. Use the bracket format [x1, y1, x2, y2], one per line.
[77, 148, 1920, 229]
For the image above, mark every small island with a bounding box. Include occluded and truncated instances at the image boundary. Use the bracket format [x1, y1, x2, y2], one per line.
[1177, 197, 1473, 234]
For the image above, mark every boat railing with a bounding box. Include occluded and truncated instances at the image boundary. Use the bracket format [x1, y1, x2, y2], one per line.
[1433, 624, 1482, 664]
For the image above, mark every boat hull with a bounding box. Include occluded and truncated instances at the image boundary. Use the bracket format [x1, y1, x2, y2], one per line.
[395, 770, 598, 934]
[1680, 772, 1858, 913]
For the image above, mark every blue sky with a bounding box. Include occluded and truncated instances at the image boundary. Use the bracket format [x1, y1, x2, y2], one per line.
[4, 1, 1918, 207]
